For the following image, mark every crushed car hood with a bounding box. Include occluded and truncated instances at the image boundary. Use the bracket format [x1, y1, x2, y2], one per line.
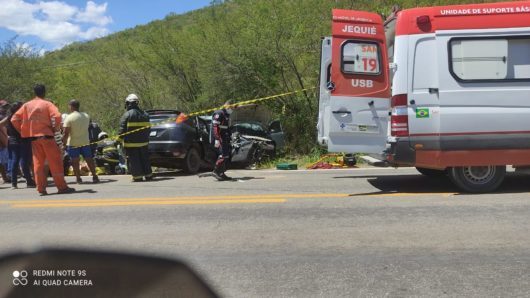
[240, 135, 273, 142]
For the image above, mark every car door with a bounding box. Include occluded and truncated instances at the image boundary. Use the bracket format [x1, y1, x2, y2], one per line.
[407, 35, 440, 151]
[196, 117, 217, 164]
[437, 31, 530, 156]
[317, 37, 333, 147]
[268, 120, 284, 150]
[326, 10, 391, 155]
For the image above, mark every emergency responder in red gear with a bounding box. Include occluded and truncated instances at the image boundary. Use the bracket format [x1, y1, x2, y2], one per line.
[118, 94, 152, 182]
[11, 84, 75, 195]
[211, 101, 234, 181]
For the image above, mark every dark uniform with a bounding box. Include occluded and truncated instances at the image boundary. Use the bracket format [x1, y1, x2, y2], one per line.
[212, 108, 231, 178]
[88, 121, 101, 156]
[118, 105, 152, 181]
[95, 139, 121, 174]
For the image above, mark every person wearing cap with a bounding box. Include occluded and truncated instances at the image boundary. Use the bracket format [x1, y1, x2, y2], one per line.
[63, 99, 99, 184]
[11, 84, 75, 196]
[118, 94, 152, 182]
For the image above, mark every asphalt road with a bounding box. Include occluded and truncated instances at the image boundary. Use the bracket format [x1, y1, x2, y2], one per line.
[1, 167, 529, 297]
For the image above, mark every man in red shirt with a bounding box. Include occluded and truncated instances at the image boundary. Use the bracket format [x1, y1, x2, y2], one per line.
[11, 84, 75, 196]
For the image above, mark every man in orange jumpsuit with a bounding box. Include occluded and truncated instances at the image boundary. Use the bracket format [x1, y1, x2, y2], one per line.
[11, 84, 75, 196]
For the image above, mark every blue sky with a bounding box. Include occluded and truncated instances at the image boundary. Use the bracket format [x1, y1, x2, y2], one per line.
[0, 0, 211, 50]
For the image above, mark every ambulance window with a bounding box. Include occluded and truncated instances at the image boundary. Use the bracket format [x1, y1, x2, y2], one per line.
[450, 39, 508, 80]
[507, 38, 530, 79]
[341, 41, 381, 75]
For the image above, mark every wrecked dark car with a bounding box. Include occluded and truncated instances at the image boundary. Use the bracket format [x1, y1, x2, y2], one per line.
[148, 105, 283, 173]
[148, 110, 216, 174]
[206, 105, 284, 168]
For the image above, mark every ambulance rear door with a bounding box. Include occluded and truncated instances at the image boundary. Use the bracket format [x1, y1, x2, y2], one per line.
[317, 36, 332, 147]
[327, 9, 391, 155]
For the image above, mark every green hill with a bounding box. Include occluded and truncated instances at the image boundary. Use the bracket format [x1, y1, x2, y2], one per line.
[1, 0, 495, 153]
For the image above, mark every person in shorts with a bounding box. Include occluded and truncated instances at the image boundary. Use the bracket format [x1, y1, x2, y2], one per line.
[63, 99, 99, 184]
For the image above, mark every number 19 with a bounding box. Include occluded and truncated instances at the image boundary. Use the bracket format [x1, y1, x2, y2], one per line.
[362, 58, 377, 72]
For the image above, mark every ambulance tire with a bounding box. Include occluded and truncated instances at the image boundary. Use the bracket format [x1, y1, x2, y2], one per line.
[183, 147, 201, 174]
[448, 166, 506, 193]
[415, 167, 447, 177]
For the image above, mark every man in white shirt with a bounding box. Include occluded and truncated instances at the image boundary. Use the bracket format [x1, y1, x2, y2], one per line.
[63, 99, 99, 184]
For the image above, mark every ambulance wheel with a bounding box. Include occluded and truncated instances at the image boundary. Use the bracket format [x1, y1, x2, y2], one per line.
[183, 147, 201, 174]
[416, 167, 447, 177]
[448, 166, 505, 193]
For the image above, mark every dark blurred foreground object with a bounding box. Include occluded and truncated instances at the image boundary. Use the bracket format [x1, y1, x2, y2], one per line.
[0, 249, 218, 298]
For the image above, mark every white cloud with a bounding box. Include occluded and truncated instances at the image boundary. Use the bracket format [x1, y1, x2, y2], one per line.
[39, 1, 77, 22]
[76, 1, 112, 26]
[79, 26, 109, 40]
[0, 0, 112, 47]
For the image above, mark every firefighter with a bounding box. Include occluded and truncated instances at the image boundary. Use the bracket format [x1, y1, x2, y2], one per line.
[95, 132, 121, 174]
[11, 84, 75, 195]
[88, 120, 102, 156]
[118, 94, 152, 182]
[211, 101, 234, 181]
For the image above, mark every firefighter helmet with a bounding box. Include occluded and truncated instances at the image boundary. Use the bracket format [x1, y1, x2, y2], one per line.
[98, 132, 109, 140]
[125, 94, 139, 103]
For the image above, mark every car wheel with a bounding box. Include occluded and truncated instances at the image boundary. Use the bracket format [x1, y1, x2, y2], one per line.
[416, 167, 447, 177]
[183, 147, 201, 174]
[448, 165, 505, 193]
[246, 144, 261, 168]
[269, 143, 276, 159]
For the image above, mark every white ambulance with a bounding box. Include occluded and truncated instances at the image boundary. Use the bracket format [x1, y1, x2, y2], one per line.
[318, 1, 530, 192]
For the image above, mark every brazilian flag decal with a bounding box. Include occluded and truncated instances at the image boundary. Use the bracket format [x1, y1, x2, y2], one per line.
[416, 108, 429, 118]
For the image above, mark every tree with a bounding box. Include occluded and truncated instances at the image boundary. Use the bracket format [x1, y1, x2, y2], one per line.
[0, 38, 44, 100]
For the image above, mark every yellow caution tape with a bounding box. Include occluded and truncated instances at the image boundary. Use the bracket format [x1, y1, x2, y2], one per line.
[71, 87, 315, 149]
